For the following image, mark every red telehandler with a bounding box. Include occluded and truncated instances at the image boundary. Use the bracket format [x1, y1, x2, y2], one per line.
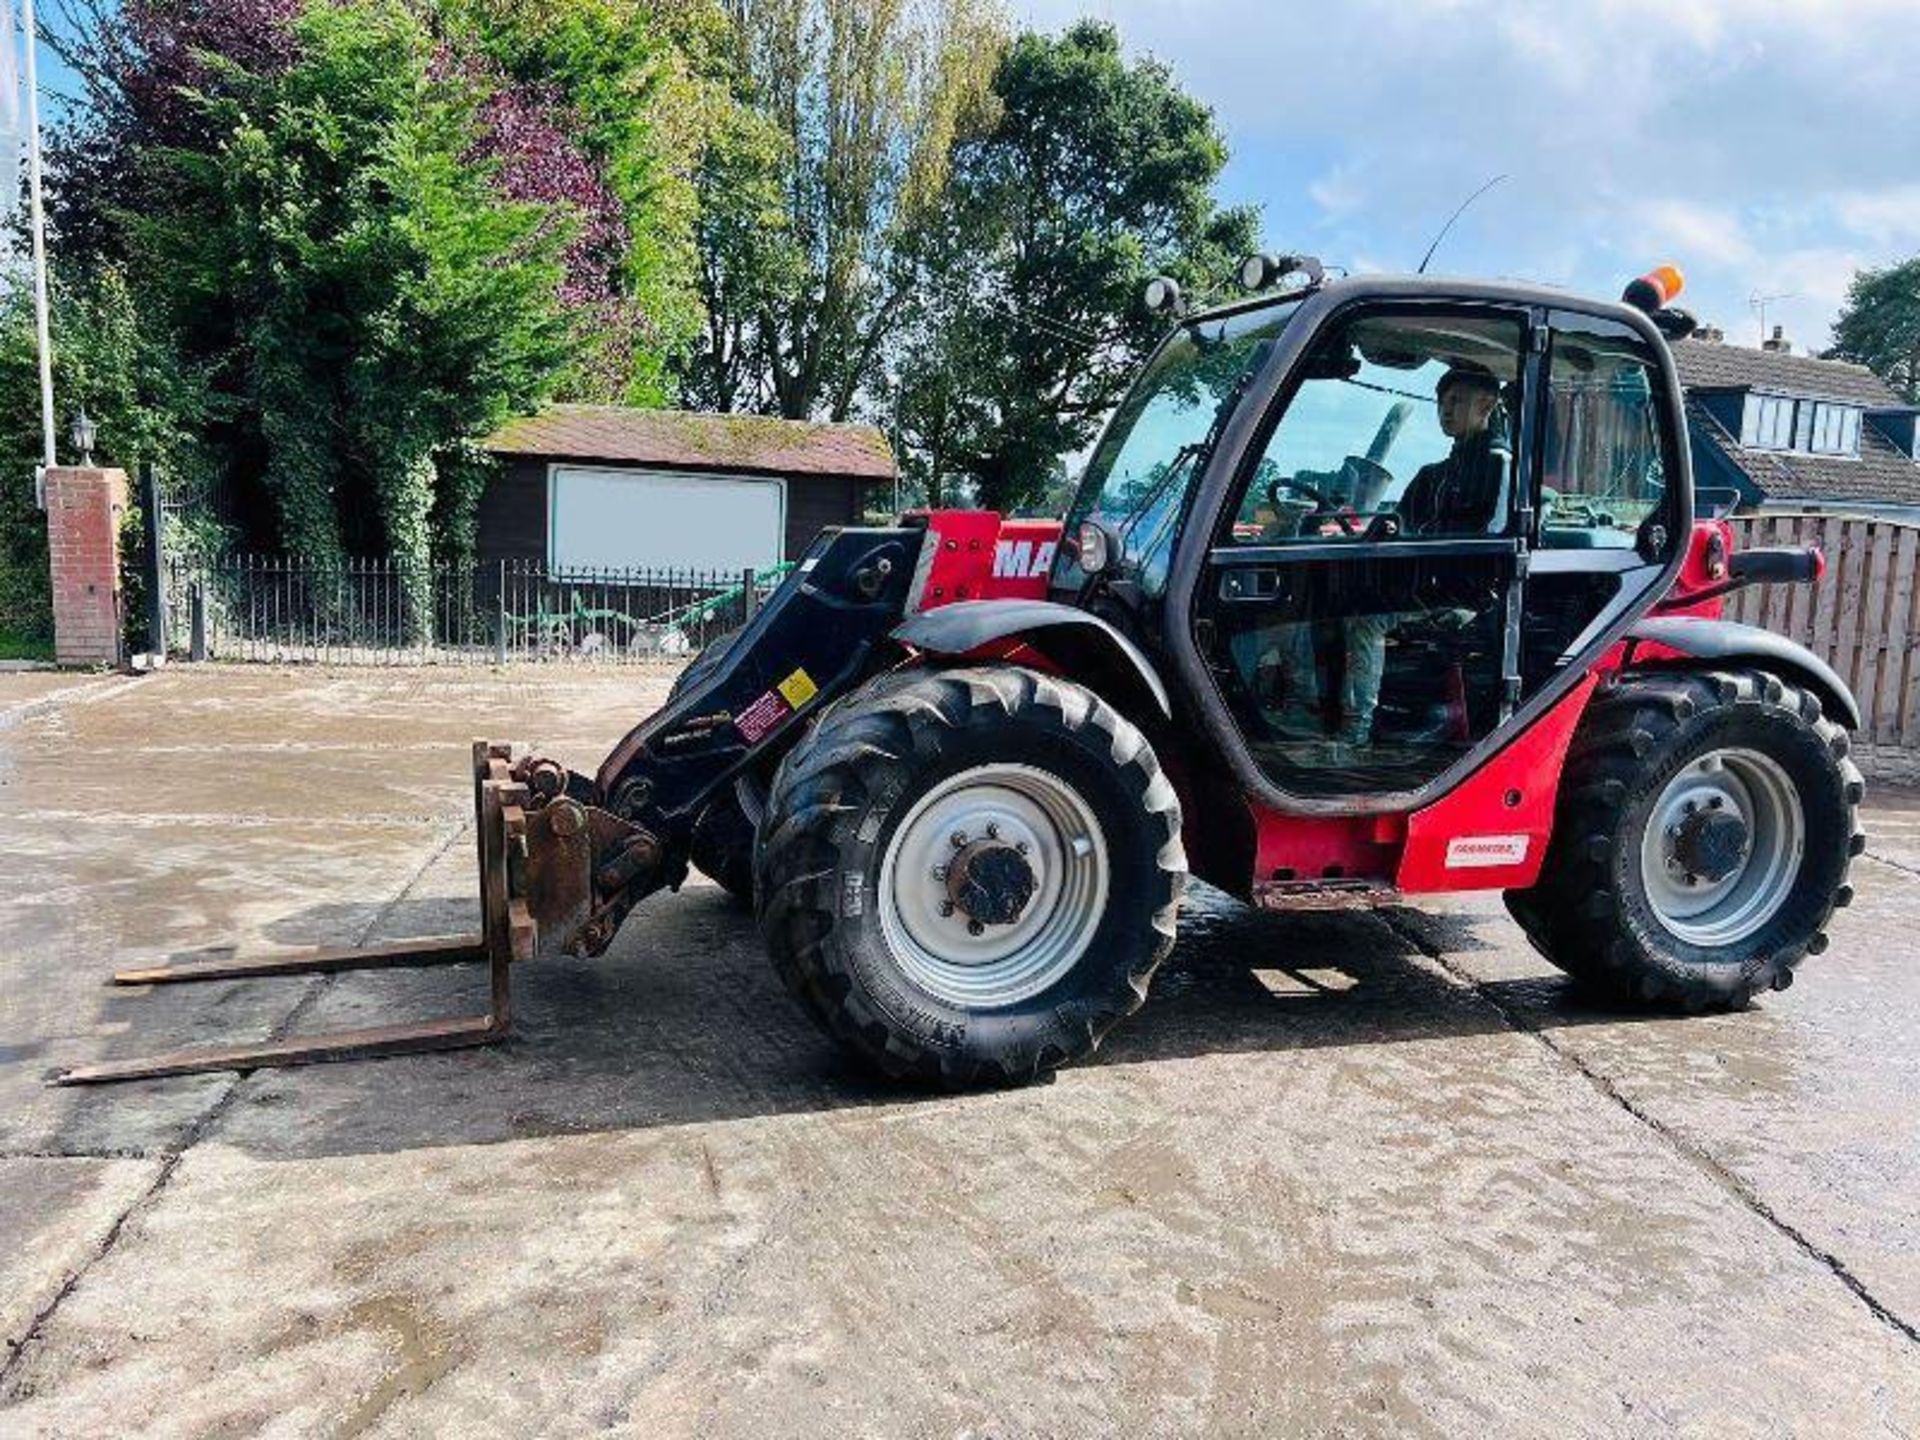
[61, 262, 1863, 1089]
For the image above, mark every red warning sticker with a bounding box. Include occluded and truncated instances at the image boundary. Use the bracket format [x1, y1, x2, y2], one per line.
[734, 688, 792, 744]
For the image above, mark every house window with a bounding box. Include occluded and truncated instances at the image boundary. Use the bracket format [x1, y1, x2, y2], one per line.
[1740, 395, 1862, 456]
[1807, 403, 1860, 456]
[1744, 395, 1795, 450]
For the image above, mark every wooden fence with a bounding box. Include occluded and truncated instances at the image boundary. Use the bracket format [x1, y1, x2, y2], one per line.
[1728, 514, 1920, 755]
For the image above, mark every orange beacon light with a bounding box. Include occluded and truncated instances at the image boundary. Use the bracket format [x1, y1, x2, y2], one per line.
[1623, 264, 1686, 313]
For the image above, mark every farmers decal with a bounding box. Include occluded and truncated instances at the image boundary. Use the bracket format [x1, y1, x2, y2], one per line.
[1443, 834, 1530, 869]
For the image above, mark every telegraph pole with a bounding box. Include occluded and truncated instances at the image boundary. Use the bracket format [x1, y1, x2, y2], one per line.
[20, 0, 56, 504]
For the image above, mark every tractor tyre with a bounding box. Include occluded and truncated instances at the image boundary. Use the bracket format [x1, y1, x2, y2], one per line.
[690, 776, 763, 904]
[1507, 669, 1863, 1009]
[672, 629, 759, 902]
[755, 664, 1186, 1087]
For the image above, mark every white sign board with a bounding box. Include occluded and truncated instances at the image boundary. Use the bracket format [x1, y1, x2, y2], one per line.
[549, 466, 785, 573]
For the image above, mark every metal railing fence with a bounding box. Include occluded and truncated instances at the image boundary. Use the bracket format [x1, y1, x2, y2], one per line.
[162, 555, 792, 665]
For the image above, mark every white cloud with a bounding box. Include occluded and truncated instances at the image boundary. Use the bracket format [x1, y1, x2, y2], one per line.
[1015, 0, 1920, 347]
[1306, 164, 1363, 219]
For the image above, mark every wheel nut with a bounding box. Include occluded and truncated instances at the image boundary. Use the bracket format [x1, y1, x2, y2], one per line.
[931, 864, 948, 882]
[967, 919, 984, 936]
[950, 831, 968, 849]
[986, 823, 1000, 840]
[939, 900, 955, 917]
[1708, 797, 1722, 810]
[1015, 841, 1029, 856]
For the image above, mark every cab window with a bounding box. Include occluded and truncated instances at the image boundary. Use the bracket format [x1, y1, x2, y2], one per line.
[1058, 300, 1299, 596]
[1230, 312, 1526, 544]
[1538, 319, 1673, 552]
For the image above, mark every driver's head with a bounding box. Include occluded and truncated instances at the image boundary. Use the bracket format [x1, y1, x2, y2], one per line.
[1437, 365, 1500, 440]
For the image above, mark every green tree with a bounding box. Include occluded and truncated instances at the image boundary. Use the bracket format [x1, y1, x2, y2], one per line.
[889, 20, 1258, 513]
[0, 270, 209, 650]
[1829, 257, 1920, 403]
[134, 0, 572, 629]
[686, 0, 1007, 420]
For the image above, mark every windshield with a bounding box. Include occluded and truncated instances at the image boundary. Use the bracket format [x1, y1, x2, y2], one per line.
[1056, 298, 1301, 596]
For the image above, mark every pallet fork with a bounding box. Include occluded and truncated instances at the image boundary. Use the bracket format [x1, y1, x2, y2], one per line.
[56, 742, 542, 1086]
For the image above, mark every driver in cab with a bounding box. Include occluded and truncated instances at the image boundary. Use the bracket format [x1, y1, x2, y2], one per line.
[1397, 362, 1506, 535]
[1252, 361, 1508, 749]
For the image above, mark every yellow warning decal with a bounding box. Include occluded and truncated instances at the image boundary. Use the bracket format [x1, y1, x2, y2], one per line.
[777, 667, 818, 708]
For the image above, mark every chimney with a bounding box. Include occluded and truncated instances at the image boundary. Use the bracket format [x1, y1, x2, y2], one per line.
[1762, 324, 1791, 354]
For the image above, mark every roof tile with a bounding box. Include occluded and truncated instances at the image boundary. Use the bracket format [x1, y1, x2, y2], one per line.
[1671, 338, 1904, 408]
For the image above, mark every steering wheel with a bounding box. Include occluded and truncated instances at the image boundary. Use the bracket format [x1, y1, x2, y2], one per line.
[1266, 475, 1330, 509]
[1267, 475, 1365, 537]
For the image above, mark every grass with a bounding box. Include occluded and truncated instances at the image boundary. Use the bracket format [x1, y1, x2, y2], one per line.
[0, 627, 54, 662]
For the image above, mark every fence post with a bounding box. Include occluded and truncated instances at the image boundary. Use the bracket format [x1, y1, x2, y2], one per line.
[495, 559, 508, 666]
[140, 463, 167, 657]
[189, 580, 207, 661]
[742, 566, 759, 622]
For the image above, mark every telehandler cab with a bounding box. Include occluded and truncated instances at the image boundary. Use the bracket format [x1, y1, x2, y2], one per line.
[61, 261, 1863, 1089]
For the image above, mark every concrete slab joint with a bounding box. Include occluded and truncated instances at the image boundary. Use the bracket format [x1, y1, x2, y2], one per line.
[44, 467, 130, 670]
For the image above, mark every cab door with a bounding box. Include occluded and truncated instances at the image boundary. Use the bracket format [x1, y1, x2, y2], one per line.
[1520, 309, 1683, 696]
[1192, 304, 1535, 802]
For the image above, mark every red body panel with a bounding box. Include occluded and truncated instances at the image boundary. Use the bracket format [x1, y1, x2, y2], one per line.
[1394, 673, 1598, 891]
[1644, 518, 1732, 624]
[1252, 811, 1403, 886]
[905, 510, 1064, 611]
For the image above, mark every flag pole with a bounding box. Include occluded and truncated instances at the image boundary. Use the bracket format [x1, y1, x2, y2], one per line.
[20, 0, 55, 505]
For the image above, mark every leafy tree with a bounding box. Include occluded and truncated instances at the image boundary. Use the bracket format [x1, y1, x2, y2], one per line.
[131, 0, 572, 631]
[889, 20, 1258, 513]
[444, 0, 731, 404]
[685, 0, 1006, 420]
[1829, 257, 1920, 403]
[0, 269, 209, 648]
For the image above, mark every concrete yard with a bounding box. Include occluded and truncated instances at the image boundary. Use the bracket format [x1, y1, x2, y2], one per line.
[2, 665, 1917, 1437]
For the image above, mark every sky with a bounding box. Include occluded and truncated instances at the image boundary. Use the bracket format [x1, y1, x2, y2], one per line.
[1019, 0, 1920, 354]
[12, 2, 1918, 355]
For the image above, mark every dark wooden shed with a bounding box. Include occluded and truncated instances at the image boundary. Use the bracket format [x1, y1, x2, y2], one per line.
[480, 405, 898, 573]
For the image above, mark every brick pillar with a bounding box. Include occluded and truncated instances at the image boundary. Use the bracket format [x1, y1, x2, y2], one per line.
[45, 466, 130, 668]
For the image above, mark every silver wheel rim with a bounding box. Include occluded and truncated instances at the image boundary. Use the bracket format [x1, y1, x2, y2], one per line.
[1640, 747, 1805, 946]
[877, 763, 1109, 1008]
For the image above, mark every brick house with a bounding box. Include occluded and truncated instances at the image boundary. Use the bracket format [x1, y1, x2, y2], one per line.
[480, 406, 898, 573]
[1675, 328, 1920, 520]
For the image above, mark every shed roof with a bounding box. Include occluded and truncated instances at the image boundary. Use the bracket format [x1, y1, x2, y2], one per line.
[486, 405, 897, 481]
[1670, 338, 1904, 408]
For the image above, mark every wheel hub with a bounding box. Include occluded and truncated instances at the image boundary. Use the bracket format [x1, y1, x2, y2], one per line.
[876, 764, 1110, 1009]
[947, 840, 1037, 926]
[1672, 807, 1749, 883]
[1640, 748, 1805, 947]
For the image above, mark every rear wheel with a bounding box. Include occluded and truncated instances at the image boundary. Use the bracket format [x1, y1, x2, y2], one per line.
[755, 665, 1185, 1087]
[1507, 669, 1863, 1008]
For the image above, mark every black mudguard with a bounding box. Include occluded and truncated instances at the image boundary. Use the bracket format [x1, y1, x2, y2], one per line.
[893, 599, 1171, 717]
[1625, 616, 1862, 729]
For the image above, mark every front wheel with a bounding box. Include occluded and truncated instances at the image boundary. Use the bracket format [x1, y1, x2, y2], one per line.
[1507, 669, 1863, 1008]
[755, 665, 1186, 1087]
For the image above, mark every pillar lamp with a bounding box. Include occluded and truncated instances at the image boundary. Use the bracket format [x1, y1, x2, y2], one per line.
[71, 409, 97, 467]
